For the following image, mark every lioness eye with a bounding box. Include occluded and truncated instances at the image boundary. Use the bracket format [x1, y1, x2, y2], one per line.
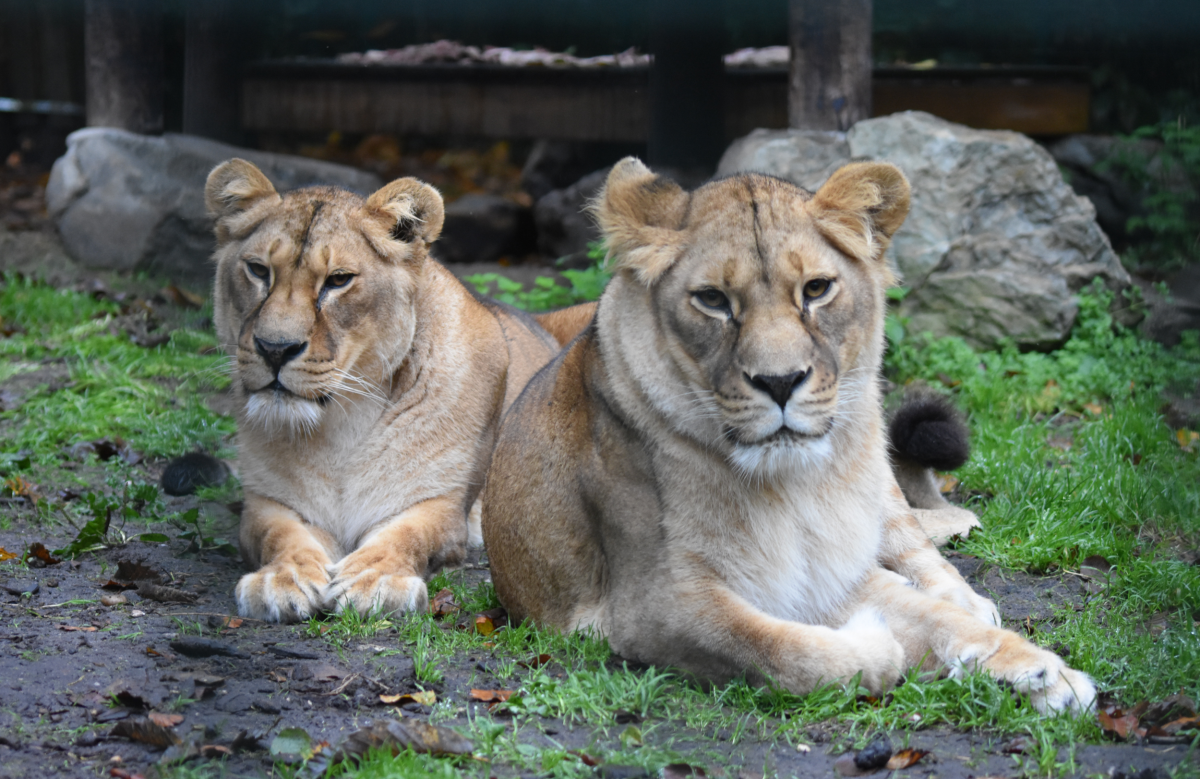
[803, 279, 831, 299]
[246, 261, 270, 281]
[694, 288, 730, 311]
[325, 272, 354, 289]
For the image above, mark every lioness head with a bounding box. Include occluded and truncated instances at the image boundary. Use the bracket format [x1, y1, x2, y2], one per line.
[594, 158, 910, 478]
[206, 159, 445, 436]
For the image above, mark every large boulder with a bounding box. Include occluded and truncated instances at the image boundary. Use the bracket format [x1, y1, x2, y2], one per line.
[46, 128, 382, 287]
[718, 112, 1131, 349]
[533, 168, 607, 268]
[436, 193, 535, 265]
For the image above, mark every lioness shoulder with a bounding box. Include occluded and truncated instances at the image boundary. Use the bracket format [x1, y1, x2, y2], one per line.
[483, 158, 1094, 713]
[207, 159, 558, 622]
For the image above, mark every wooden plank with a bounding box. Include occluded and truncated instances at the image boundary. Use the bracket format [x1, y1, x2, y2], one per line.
[242, 63, 1089, 141]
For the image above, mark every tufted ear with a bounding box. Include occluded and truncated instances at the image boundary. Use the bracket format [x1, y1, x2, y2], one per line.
[365, 177, 445, 247]
[591, 157, 691, 285]
[205, 159, 278, 220]
[810, 162, 911, 265]
[205, 159, 281, 241]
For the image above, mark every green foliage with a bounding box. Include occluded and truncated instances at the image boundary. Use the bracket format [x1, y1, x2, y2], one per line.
[1102, 120, 1200, 268]
[53, 468, 173, 557]
[0, 274, 235, 463]
[462, 240, 612, 312]
[886, 283, 1200, 703]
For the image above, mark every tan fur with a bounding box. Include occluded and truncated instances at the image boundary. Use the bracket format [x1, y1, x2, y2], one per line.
[534, 303, 598, 347]
[207, 159, 559, 623]
[482, 158, 1095, 712]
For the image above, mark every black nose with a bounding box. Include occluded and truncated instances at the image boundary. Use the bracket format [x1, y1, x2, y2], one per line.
[254, 337, 307, 371]
[747, 370, 808, 409]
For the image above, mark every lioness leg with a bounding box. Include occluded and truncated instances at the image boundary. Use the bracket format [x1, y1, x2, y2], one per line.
[639, 577, 906, 696]
[855, 569, 1096, 713]
[236, 495, 336, 622]
[326, 496, 467, 615]
[879, 485, 1000, 626]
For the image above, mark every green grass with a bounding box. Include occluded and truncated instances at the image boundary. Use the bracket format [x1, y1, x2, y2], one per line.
[0, 274, 234, 464]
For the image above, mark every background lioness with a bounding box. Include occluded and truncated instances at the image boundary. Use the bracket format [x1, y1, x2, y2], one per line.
[483, 158, 1096, 712]
[207, 159, 559, 622]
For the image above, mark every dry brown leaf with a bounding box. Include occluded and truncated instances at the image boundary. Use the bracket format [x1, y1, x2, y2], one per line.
[26, 543, 61, 565]
[111, 717, 182, 749]
[1162, 716, 1200, 734]
[469, 689, 515, 703]
[0, 546, 18, 562]
[570, 750, 600, 767]
[380, 690, 437, 706]
[115, 560, 160, 581]
[519, 653, 553, 669]
[135, 582, 198, 604]
[472, 607, 508, 636]
[1083, 402, 1104, 415]
[1099, 707, 1141, 739]
[886, 748, 930, 770]
[431, 588, 459, 617]
[147, 711, 184, 728]
[335, 719, 472, 761]
[59, 625, 98, 632]
[198, 744, 232, 758]
[101, 580, 138, 591]
[4, 476, 39, 499]
[100, 593, 128, 607]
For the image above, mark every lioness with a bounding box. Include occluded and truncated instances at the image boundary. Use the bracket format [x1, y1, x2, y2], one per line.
[207, 159, 559, 622]
[482, 158, 1096, 712]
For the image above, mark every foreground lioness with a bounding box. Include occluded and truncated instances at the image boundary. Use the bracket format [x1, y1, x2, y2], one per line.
[207, 159, 559, 622]
[483, 159, 1096, 712]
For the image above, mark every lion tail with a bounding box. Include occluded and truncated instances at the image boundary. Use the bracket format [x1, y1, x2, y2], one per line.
[887, 392, 970, 471]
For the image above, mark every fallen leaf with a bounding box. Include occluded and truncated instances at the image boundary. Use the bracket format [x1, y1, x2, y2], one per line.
[219, 616, 243, 631]
[1177, 429, 1199, 452]
[198, 744, 232, 758]
[431, 587, 459, 617]
[271, 727, 315, 758]
[25, 543, 61, 566]
[1001, 735, 1033, 754]
[519, 653, 553, 669]
[3, 475, 39, 500]
[1083, 402, 1104, 415]
[1162, 716, 1200, 734]
[569, 750, 600, 767]
[115, 560, 160, 581]
[59, 625, 98, 632]
[886, 748, 930, 770]
[1099, 707, 1141, 739]
[100, 593, 128, 607]
[111, 718, 182, 749]
[335, 719, 473, 760]
[473, 607, 508, 636]
[147, 712, 184, 728]
[380, 690, 437, 706]
[0, 546, 18, 562]
[101, 580, 138, 591]
[469, 689, 514, 703]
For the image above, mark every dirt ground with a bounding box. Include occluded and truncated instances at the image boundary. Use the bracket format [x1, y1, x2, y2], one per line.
[1, 220, 1198, 776]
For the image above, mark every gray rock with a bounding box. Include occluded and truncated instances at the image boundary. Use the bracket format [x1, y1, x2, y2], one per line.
[533, 168, 608, 268]
[436, 193, 533, 264]
[717, 112, 1131, 349]
[46, 128, 382, 286]
[1046, 134, 1158, 248]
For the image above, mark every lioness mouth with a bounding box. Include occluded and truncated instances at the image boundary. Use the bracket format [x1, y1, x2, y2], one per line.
[254, 379, 329, 406]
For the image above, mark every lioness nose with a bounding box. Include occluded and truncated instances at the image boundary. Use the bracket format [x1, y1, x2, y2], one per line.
[747, 370, 808, 409]
[254, 337, 307, 371]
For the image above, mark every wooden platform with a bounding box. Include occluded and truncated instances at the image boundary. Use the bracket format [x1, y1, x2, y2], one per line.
[242, 62, 1089, 141]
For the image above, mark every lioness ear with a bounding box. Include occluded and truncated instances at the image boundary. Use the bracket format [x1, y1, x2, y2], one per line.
[810, 162, 911, 263]
[592, 157, 690, 285]
[205, 159, 281, 240]
[365, 178, 445, 246]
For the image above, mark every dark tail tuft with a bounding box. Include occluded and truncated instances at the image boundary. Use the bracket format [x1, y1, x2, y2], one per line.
[161, 452, 230, 496]
[888, 391, 970, 471]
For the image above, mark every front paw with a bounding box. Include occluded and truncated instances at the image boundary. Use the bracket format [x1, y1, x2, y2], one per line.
[236, 559, 330, 622]
[834, 609, 906, 694]
[926, 581, 1001, 627]
[955, 640, 1097, 714]
[325, 556, 428, 616]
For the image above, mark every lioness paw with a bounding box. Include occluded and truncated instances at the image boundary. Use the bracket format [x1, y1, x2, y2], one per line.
[326, 564, 428, 616]
[835, 609, 905, 694]
[925, 581, 1001, 627]
[236, 562, 329, 623]
[952, 640, 1096, 714]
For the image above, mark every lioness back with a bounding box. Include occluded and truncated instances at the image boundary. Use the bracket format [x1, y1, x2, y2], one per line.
[482, 158, 1095, 714]
[206, 159, 558, 622]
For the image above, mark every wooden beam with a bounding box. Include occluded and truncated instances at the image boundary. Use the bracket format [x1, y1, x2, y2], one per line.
[84, 0, 163, 134]
[788, 0, 872, 131]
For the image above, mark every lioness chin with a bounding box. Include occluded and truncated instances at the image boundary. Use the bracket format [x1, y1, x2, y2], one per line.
[207, 159, 559, 623]
[482, 158, 1096, 713]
